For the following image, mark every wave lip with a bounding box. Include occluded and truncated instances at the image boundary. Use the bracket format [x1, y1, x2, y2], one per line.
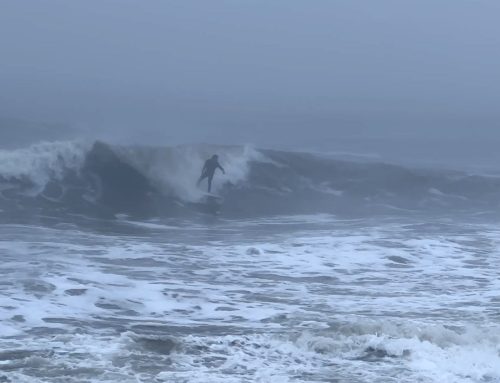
[0, 141, 89, 192]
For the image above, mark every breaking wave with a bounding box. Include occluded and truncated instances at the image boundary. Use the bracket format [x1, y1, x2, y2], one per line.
[1, 140, 500, 219]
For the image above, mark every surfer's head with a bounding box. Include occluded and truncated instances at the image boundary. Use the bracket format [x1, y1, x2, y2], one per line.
[212, 154, 218, 160]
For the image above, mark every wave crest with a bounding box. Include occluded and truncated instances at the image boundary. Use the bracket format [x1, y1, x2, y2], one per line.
[0, 141, 89, 192]
[1, 140, 500, 219]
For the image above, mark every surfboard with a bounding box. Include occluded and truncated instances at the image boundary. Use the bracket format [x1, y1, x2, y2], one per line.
[195, 193, 223, 215]
[202, 192, 223, 201]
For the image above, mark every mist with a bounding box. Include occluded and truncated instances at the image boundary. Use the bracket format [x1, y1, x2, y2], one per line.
[1, 0, 499, 169]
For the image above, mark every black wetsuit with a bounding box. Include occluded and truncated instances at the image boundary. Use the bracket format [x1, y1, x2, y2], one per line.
[197, 157, 225, 193]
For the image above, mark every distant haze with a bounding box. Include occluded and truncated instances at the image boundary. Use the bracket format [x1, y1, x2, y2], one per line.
[1, 1, 499, 169]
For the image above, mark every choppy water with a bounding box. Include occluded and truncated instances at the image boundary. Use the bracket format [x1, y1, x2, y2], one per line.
[1, 215, 500, 382]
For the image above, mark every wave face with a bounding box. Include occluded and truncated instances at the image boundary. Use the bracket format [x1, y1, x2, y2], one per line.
[1, 140, 500, 219]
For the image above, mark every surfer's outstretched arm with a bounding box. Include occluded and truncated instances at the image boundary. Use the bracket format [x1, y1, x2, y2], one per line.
[218, 164, 225, 174]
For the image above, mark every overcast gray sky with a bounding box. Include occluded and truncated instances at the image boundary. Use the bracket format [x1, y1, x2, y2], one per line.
[1, 1, 499, 166]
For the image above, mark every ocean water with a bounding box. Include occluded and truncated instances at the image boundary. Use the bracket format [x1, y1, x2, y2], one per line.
[1, 141, 500, 382]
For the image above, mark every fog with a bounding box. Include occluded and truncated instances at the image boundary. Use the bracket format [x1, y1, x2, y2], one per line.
[1, 0, 499, 168]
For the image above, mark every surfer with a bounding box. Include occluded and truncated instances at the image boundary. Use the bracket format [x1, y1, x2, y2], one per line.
[197, 154, 225, 193]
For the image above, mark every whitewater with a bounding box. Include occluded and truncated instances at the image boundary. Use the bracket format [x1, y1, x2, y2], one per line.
[1, 140, 500, 382]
